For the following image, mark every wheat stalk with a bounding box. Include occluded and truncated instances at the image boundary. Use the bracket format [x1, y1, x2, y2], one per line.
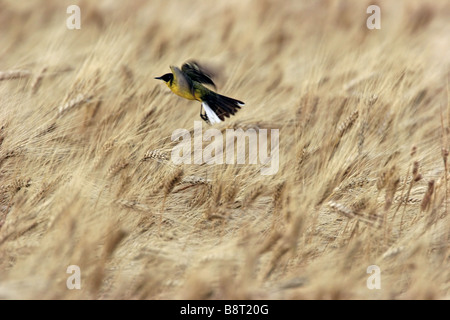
[420, 180, 435, 213]
[337, 110, 359, 138]
[0, 70, 32, 81]
[159, 168, 184, 234]
[117, 199, 152, 212]
[242, 184, 265, 208]
[397, 159, 422, 233]
[272, 181, 286, 214]
[93, 139, 117, 168]
[107, 158, 130, 177]
[31, 67, 47, 94]
[329, 200, 378, 226]
[142, 149, 169, 162]
[58, 93, 93, 116]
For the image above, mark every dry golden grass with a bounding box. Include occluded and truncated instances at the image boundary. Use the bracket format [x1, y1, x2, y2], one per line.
[0, 0, 449, 299]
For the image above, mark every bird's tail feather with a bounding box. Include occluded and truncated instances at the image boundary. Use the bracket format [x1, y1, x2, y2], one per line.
[202, 92, 244, 124]
[202, 102, 222, 124]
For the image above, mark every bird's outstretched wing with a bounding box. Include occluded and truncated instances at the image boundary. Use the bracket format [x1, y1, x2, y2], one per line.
[181, 60, 216, 89]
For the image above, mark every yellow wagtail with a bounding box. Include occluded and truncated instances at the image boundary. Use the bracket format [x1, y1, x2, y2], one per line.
[155, 61, 244, 124]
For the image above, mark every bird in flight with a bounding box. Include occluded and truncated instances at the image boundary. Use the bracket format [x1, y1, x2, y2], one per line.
[155, 61, 244, 124]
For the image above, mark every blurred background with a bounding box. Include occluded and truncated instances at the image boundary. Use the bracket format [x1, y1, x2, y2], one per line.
[0, 0, 449, 299]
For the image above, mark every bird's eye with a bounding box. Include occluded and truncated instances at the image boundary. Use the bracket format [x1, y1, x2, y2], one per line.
[162, 73, 173, 82]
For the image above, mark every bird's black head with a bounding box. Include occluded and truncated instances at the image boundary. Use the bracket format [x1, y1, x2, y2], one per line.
[154, 73, 173, 84]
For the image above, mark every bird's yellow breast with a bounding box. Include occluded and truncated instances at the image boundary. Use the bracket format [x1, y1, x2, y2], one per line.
[167, 82, 197, 100]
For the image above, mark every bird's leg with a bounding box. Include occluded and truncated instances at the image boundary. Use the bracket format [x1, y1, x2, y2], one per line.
[200, 113, 210, 124]
[200, 113, 208, 121]
[200, 104, 210, 124]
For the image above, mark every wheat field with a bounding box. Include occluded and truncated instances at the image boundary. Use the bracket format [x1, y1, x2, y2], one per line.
[0, 0, 449, 300]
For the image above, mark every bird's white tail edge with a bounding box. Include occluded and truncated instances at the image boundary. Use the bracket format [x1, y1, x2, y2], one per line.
[202, 102, 222, 124]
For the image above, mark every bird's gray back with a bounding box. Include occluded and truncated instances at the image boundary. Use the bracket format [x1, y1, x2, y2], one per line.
[171, 66, 192, 92]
